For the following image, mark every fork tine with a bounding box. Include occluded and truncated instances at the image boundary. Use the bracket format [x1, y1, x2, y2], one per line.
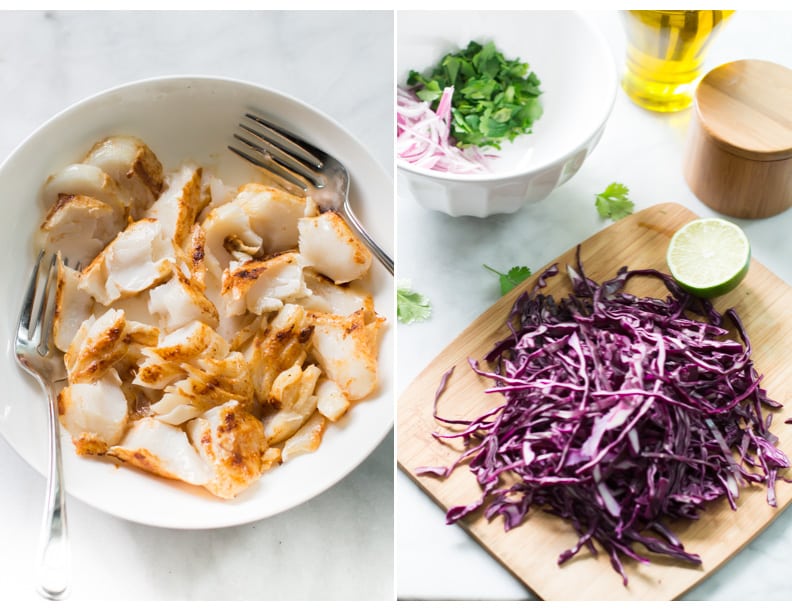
[232, 130, 314, 187]
[235, 126, 325, 187]
[228, 142, 310, 191]
[243, 112, 324, 169]
[38, 254, 63, 355]
[30, 253, 58, 354]
[17, 250, 45, 344]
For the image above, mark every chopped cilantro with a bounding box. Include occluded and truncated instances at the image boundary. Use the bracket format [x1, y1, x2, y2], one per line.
[407, 40, 542, 150]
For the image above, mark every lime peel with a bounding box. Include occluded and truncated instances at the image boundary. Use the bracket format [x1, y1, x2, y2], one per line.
[667, 218, 751, 299]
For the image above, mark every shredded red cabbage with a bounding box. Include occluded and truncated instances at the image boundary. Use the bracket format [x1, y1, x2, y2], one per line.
[418, 248, 789, 585]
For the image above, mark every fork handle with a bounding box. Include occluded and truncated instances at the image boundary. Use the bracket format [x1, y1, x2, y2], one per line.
[342, 201, 394, 275]
[37, 387, 70, 600]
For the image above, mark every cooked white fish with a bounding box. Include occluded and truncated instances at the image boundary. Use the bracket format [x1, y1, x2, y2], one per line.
[201, 199, 262, 280]
[53, 255, 94, 353]
[147, 263, 219, 332]
[262, 363, 321, 444]
[39, 194, 126, 268]
[234, 183, 318, 255]
[41, 135, 384, 500]
[281, 410, 327, 462]
[64, 308, 128, 384]
[42, 163, 128, 216]
[298, 211, 372, 284]
[82, 135, 164, 219]
[307, 308, 383, 401]
[108, 417, 213, 486]
[245, 303, 313, 404]
[149, 351, 253, 424]
[298, 269, 374, 317]
[80, 218, 174, 305]
[315, 377, 350, 422]
[185, 401, 268, 499]
[221, 252, 309, 317]
[58, 369, 129, 455]
[145, 162, 206, 249]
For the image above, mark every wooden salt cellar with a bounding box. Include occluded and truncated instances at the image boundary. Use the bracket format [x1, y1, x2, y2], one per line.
[684, 59, 792, 219]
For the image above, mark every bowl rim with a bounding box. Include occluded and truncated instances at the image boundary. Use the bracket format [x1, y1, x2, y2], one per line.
[2, 73, 392, 179]
[395, 10, 618, 183]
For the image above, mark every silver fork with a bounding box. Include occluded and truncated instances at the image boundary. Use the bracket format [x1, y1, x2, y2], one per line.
[14, 251, 70, 600]
[229, 112, 394, 275]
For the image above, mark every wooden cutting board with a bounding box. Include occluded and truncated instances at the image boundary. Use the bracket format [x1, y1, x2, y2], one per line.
[397, 202, 792, 600]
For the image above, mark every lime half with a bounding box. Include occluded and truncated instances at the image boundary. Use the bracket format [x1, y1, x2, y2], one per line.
[667, 218, 751, 299]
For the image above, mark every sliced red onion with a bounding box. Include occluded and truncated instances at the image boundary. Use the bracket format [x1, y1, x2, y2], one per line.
[396, 86, 494, 174]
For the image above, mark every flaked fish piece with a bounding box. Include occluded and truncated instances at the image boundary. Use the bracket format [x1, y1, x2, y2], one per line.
[201, 199, 262, 279]
[99, 291, 159, 328]
[306, 308, 383, 401]
[42, 163, 128, 217]
[53, 254, 94, 353]
[58, 368, 129, 456]
[82, 135, 165, 219]
[185, 401, 268, 499]
[145, 162, 206, 249]
[147, 262, 219, 332]
[262, 363, 321, 445]
[297, 269, 375, 317]
[298, 211, 372, 284]
[79, 218, 174, 305]
[108, 417, 213, 487]
[181, 223, 208, 289]
[111, 319, 160, 382]
[220, 252, 309, 317]
[64, 308, 128, 384]
[133, 349, 185, 392]
[281, 411, 328, 462]
[147, 320, 229, 362]
[245, 303, 313, 404]
[183, 353, 254, 405]
[148, 351, 253, 425]
[203, 171, 237, 213]
[39, 194, 126, 269]
[315, 378, 351, 422]
[233, 182, 318, 255]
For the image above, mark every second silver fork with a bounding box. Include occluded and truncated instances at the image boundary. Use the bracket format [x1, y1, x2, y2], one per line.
[14, 251, 70, 600]
[230, 112, 394, 275]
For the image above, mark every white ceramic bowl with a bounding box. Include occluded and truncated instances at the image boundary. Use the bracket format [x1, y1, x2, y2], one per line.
[397, 11, 618, 217]
[0, 75, 394, 529]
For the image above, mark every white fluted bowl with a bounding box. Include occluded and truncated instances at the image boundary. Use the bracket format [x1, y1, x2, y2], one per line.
[397, 11, 617, 217]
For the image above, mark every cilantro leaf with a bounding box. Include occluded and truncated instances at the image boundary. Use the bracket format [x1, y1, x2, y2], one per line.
[397, 284, 432, 324]
[595, 182, 636, 221]
[484, 264, 533, 296]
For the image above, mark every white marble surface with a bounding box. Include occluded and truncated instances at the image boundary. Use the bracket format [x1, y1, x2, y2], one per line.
[396, 10, 792, 601]
[0, 10, 394, 602]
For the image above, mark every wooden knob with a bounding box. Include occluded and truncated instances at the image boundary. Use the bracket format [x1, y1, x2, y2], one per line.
[684, 59, 792, 218]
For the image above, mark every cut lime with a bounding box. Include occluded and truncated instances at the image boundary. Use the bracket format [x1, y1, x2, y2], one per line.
[667, 218, 751, 299]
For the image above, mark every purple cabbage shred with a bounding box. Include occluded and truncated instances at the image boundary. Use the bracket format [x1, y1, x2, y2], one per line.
[417, 249, 789, 585]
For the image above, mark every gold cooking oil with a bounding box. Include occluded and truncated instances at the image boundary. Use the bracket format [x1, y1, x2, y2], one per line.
[621, 10, 735, 112]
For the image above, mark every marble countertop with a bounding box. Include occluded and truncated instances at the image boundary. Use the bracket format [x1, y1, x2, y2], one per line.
[396, 10, 792, 601]
[0, 10, 394, 602]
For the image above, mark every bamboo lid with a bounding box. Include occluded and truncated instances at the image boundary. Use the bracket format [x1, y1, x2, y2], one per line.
[695, 59, 792, 162]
